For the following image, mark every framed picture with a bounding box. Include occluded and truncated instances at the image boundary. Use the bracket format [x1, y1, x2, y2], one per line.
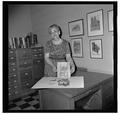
[68, 19, 84, 37]
[107, 10, 113, 32]
[71, 38, 83, 57]
[90, 39, 103, 59]
[87, 9, 104, 36]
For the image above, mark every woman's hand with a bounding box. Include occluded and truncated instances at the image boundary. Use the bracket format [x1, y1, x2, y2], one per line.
[70, 66, 75, 74]
[45, 53, 57, 73]
[66, 54, 75, 75]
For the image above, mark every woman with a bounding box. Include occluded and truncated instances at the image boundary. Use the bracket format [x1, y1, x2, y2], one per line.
[44, 24, 75, 77]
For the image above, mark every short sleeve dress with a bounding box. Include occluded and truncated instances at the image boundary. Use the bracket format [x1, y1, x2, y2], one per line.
[44, 39, 71, 77]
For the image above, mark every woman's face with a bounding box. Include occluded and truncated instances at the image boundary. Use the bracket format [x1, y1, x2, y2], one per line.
[50, 27, 60, 40]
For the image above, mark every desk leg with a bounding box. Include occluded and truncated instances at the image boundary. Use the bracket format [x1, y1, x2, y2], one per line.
[68, 98, 75, 110]
[39, 90, 43, 110]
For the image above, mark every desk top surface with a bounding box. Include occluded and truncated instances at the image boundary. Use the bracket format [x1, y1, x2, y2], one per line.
[33, 71, 113, 98]
[32, 76, 84, 89]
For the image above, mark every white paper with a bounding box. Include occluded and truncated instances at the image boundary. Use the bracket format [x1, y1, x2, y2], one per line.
[32, 76, 84, 88]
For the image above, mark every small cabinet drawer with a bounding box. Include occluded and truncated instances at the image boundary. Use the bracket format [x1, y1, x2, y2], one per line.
[9, 49, 16, 55]
[32, 53, 43, 59]
[8, 79, 18, 86]
[20, 70, 32, 82]
[19, 60, 32, 68]
[33, 59, 43, 65]
[9, 66, 17, 74]
[21, 81, 32, 90]
[9, 75, 18, 82]
[32, 47, 43, 53]
[17, 49, 32, 60]
[32, 49, 38, 52]
[9, 90, 19, 97]
[9, 56, 16, 62]
[8, 85, 19, 92]
[9, 73, 17, 77]
[9, 62, 17, 67]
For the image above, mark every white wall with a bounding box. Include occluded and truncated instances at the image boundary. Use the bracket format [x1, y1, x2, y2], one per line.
[8, 5, 32, 38]
[30, 4, 113, 74]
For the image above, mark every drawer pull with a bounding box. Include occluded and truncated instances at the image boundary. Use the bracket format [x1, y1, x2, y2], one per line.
[14, 86, 17, 88]
[11, 63, 15, 65]
[10, 51, 13, 54]
[15, 91, 18, 94]
[38, 49, 42, 51]
[13, 74, 16, 77]
[34, 55, 37, 57]
[24, 62, 27, 64]
[14, 80, 17, 82]
[13, 68, 16, 71]
[33, 49, 37, 52]
[25, 73, 28, 75]
[10, 57, 14, 59]
[9, 93, 11, 96]
[9, 88, 11, 90]
[26, 83, 29, 85]
[37, 60, 40, 63]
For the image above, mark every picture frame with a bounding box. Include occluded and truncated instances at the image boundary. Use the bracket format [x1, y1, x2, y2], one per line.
[107, 10, 113, 32]
[68, 19, 84, 37]
[90, 39, 103, 59]
[87, 9, 104, 36]
[71, 38, 83, 58]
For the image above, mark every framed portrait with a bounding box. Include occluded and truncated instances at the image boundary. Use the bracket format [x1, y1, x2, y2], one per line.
[107, 10, 113, 32]
[87, 9, 104, 36]
[68, 19, 84, 37]
[90, 39, 103, 59]
[71, 38, 83, 58]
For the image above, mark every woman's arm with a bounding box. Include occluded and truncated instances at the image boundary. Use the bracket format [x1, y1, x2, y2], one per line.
[45, 53, 57, 72]
[66, 54, 75, 74]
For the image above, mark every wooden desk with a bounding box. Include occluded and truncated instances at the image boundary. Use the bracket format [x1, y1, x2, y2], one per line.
[32, 71, 114, 110]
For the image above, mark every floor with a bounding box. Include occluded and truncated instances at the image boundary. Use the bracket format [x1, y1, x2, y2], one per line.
[8, 90, 40, 110]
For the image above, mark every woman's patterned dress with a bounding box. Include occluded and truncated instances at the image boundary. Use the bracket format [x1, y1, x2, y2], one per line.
[44, 39, 71, 77]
